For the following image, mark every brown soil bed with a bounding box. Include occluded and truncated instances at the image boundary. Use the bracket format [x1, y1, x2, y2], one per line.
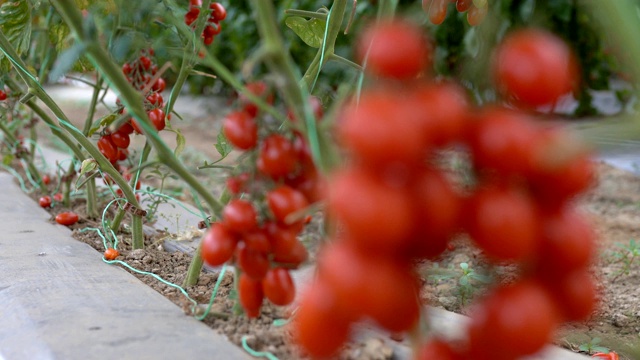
[19, 157, 640, 359]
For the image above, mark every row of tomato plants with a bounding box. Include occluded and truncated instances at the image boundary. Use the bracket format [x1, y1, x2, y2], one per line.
[0, 1, 632, 359]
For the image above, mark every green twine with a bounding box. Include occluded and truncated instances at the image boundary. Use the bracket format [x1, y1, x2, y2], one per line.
[81, 226, 227, 320]
[242, 336, 280, 360]
[195, 264, 227, 320]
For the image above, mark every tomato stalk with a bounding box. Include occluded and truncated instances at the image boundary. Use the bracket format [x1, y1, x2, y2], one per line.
[0, 34, 145, 248]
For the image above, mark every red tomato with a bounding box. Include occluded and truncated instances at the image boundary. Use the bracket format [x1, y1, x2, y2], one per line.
[236, 243, 270, 280]
[151, 78, 166, 92]
[226, 173, 249, 195]
[540, 269, 596, 322]
[97, 136, 118, 162]
[293, 280, 353, 358]
[39, 196, 52, 208]
[110, 132, 130, 149]
[338, 90, 426, 170]
[317, 242, 420, 332]
[535, 206, 595, 276]
[243, 229, 271, 253]
[55, 211, 79, 226]
[42, 174, 51, 185]
[122, 63, 132, 75]
[468, 281, 559, 359]
[407, 168, 461, 259]
[592, 352, 619, 360]
[266, 223, 308, 266]
[257, 134, 297, 179]
[53, 193, 63, 202]
[327, 168, 414, 254]
[117, 122, 135, 135]
[238, 273, 263, 318]
[466, 184, 538, 261]
[222, 111, 258, 150]
[416, 338, 461, 360]
[148, 108, 165, 131]
[222, 199, 258, 234]
[201, 223, 237, 266]
[104, 248, 120, 261]
[209, 2, 226, 21]
[261, 268, 295, 306]
[239, 81, 274, 118]
[412, 82, 468, 147]
[357, 20, 431, 79]
[493, 28, 579, 107]
[468, 107, 539, 177]
[266, 185, 309, 225]
[139, 56, 151, 70]
[456, 0, 473, 12]
[429, 0, 449, 25]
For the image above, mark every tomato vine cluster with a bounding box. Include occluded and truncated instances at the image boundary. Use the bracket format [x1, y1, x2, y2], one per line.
[293, 20, 596, 360]
[201, 81, 323, 317]
[97, 50, 169, 169]
[184, 0, 227, 46]
[423, 0, 488, 26]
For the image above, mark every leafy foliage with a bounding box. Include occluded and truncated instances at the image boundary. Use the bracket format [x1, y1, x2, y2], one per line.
[0, 1, 31, 71]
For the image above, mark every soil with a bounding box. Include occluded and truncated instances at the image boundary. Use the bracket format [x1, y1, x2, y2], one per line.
[24, 97, 640, 359]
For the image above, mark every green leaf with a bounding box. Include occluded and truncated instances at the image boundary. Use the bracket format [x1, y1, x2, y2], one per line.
[48, 43, 86, 83]
[459, 276, 469, 286]
[173, 128, 185, 157]
[285, 16, 326, 48]
[2, 154, 14, 166]
[460, 262, 469, 270]
[578, 344, 590, 352]
[214, 131, 232, 157]
[592, 346, 611, 353]
[0, 1, 32, 58]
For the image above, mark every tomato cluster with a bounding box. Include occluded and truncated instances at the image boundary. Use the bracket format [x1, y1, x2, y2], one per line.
[294, 20, 596, 360]
[99, 50, 169, 167]
[184, 0, 227, 46]
[423, 0, 488, 26]
[201, 81, 324, 317]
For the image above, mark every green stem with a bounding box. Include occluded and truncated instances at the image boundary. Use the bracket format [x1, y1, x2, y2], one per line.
[50, 0, 223, 221]
[329, 53, 363, 71]
[377, 0, 398, 19]
[182, 239, 205, 287]
[111, 142, 152, 233]
[0, 121, 43, 186]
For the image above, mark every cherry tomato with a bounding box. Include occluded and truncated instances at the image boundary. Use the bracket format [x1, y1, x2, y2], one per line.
[535, 206, 595, 276]
[468, 107, 539, 177]
[117, 122, 135, 135]
[39, 196, 52, 208]
[239, 81, 274, 118]
[429, 0, 449, 25]
[357, 20, 431, 79]
[222, 199, 258, 234]
[468, 281, 559, 359]
[97, 136, 118, 162]
[53, 193, 63, 202]
[416, 338, 461, 360]
[110, 132, 130, 149]
[139, 56, 152, 70]
[456, 0, 473, 12]
[226, 172, 249, 195]
[42, 174, 51, 185]
[493, 28, 579, 107]
[266, 185, 309, 225]
[317, 242, 420, 332]
[122, 63, 132, 75]
[56, 211, 79, 226]
[261, 268, 295, 306]
[237, 243, 269, 280]
[466, 184, 538, 261]
[327, 168, 414, 254]
[104, 248, 120, 261]
[148, 108, 165, 131]
[407, 168, 461, 259]
[152, 78, 166, 92]
[257, 134, 297, 179]
[222, 111, 258, 150]
[209, 3, 226, 21]
[540, 269, 596, 322]
[413, 81, 468, 147]
[201, 223, 237, 266]
[238, 273, 263, 318]
[184, 8, 199, 26]
[293, 280, 353, 358]
[592, 352, 619, 360]
[338, 90, 426, 169]
[243, 229, 271, 253]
